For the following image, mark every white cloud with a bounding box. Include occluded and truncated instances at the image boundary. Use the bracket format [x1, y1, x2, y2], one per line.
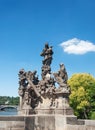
[60, 38, 95, 55]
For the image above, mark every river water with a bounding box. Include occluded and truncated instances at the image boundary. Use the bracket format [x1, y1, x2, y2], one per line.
[0, 108, 18, 116]
[0, 111, 17, 116]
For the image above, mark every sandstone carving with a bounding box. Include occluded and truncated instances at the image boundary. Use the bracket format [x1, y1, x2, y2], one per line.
[18, 43, 72, 115]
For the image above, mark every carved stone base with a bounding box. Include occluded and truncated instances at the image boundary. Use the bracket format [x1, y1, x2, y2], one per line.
[35, 107, 74, 115]
[24, 114, 85, 130]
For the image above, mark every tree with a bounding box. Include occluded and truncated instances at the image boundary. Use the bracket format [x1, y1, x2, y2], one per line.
[68, 73, 95, 119]
[0, 96, 19, 106]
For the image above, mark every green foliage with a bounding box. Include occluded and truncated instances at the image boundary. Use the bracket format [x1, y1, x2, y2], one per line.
[0, 96, 19, 105]
[89, 112, 95, 119]
[68, 73, 95, 119]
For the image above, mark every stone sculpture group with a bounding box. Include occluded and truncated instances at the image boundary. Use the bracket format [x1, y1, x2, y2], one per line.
[18, 43, 72, 115]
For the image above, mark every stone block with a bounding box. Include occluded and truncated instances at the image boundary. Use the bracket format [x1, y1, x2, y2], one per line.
[67, 125, 86, 130]
[25, 115, 55, 130]
[85, 120, 95, 126]
[85, 126, 95, 130]
[10, 128, 25, 130]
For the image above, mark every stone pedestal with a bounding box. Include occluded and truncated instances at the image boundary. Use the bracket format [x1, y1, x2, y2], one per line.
[35, 108, 73, 115]
[24, 114, 84, 130]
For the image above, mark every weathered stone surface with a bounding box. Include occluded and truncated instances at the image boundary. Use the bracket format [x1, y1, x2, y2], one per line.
[0, 116, 24, 121]
[85, 120, 95, 126]
[25, 115, 55, 130]
[0, 121, 24, 130]
[35, 108, 73, 115]
[0, 115, 95, 130]
[67, 125, 86, 130]
[10, 129, 24, 130]
[0, 116, 25, 130]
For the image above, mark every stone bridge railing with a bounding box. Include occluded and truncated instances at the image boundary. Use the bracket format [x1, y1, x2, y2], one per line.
[0, 115, 95, 130]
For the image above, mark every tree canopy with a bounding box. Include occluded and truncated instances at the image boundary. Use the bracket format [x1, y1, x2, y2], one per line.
[0, 96, 19, 106]
[68, 73, 95, 119]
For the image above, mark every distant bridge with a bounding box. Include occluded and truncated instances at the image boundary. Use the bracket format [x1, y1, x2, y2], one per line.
[0, 105, 18, 111]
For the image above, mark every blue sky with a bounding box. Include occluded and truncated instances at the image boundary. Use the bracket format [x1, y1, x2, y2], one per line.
[0, 0, 95, 96]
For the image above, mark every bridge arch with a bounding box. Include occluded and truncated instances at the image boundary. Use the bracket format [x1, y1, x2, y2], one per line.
[0, 106, 18, 111]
